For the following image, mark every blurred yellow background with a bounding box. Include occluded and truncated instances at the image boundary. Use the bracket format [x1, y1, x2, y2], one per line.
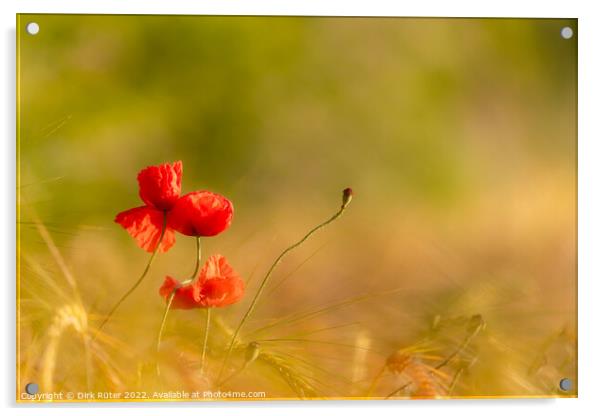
[17, 15, 576, 400]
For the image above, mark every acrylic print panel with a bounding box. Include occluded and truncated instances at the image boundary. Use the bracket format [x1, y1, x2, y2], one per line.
[16, 14, 577, 402]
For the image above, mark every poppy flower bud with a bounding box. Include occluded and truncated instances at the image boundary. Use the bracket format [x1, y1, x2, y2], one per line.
[245, 341, 260, 364]
[342, 187, 354, 208]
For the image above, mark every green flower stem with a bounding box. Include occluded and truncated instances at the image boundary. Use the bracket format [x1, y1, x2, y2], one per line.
[200, 308, 211, 375]
[217, 190, 353, 383]
[156, 237, 202, 356]
[97, 211, 168, 335]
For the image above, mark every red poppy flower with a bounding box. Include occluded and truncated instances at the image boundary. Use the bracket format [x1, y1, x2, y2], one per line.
[115, 161, 182, 252]
[159, 255, 245, 309]
[168, 191, 234, 237]
[197, 254, 245, 307]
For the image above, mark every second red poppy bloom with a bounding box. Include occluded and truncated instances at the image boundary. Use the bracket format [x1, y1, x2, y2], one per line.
[159, 254, 245, 309]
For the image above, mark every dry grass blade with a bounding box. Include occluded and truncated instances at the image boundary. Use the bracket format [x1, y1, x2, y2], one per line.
[40, 303, 90, 391]
[29, 211, 79, 295]
[246, 288, 403, 338]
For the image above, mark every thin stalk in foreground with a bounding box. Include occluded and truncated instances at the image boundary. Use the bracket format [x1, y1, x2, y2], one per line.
[200, 308, 211, 374]
[156, 237, 202, 356]
[435, 315, 484, 370]
[97, 212, 168, 335]
[218, 188, 354, 382]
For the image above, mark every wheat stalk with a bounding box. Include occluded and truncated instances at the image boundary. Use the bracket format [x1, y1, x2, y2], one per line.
[258, 351, 319, 398]
[40, 303, 90, 392]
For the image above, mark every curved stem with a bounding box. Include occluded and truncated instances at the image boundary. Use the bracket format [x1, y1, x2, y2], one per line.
[156, 291, 176, 354]
[96, 212, 168, 335]
[217, 191, 353, 382]
[200, 308, 211, 375]
[366, 365, 386, 397]
[156, 237, 202, 358]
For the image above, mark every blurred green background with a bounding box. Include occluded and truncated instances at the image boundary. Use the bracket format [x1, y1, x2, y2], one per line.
[18, 15, 576, 398]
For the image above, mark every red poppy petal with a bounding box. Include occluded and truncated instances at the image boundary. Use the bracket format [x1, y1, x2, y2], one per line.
[137, 161, 183, 210]
[159, 276, 200, 310]
[159, 276, 179, 298]
[115, 206, 175, 253]
[199, 276, 245, 307]
[196, 255, 244, 307]
[168, 191, 233, 237]
[197, 254, 233, 279]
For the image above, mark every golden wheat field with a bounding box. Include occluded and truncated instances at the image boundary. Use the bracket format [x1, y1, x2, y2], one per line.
[17, 15, 577, 401]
